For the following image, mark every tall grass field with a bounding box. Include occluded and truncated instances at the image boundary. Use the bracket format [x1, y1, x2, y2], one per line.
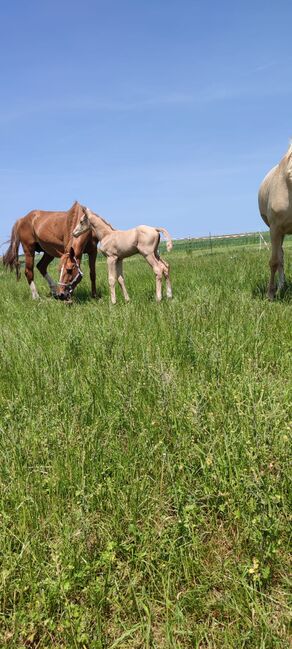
[0, 245, 291, 648]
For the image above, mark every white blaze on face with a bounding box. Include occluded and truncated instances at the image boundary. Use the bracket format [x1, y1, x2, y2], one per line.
[59, 264, 65, 284]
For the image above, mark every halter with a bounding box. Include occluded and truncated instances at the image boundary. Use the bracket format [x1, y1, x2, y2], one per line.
[58, 256, 83, 294]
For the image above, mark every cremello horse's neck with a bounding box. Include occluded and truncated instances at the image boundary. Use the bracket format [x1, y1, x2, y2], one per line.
[88, 213, 113, 242]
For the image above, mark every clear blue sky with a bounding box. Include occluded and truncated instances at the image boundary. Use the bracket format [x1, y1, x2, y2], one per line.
[1, 0, 292, 246]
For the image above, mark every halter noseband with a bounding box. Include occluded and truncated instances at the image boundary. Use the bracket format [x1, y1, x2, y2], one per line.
[58, 256, 83, 294]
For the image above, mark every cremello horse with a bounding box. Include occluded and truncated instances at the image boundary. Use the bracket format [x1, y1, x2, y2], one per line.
[72, 206, 173, 303]
[258, 143, 292, 299]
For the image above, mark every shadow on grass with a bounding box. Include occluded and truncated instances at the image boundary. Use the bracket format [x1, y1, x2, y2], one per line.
[74, 286, 103, 303]
[252, 279, 268, 300]
[252, 279, 292, 302]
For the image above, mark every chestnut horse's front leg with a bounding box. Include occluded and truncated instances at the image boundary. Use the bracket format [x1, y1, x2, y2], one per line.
[88, 248, 97, 298]
[36, 252, 56, 295]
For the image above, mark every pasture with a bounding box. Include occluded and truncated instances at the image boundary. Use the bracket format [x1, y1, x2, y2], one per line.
[0, 244, 291, 648]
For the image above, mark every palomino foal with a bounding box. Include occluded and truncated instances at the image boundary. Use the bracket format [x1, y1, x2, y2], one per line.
[72, 207, 173, 304]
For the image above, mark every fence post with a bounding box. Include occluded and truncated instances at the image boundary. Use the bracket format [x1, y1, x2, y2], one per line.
[209, 232, 213, 253]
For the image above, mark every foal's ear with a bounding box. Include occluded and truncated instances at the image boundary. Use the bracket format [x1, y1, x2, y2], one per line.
[69, 246, 75, 261]
[82, 206, 90, 220]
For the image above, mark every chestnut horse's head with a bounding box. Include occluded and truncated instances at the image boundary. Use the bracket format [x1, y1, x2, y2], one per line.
[56, 247, 83, 301]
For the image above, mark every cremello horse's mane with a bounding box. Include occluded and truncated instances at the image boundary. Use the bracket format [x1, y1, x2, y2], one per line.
[285, 141, 292, 183]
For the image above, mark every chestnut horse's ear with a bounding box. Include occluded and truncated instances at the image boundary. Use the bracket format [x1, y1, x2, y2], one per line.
[69, 246, 75, 261]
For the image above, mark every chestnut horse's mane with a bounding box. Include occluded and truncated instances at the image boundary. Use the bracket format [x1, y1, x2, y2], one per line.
[65, 201, 84, 249]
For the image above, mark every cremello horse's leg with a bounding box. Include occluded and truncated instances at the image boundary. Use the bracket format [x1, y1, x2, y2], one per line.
[278, 235, 285, 291]
[117, 259, 130, 302]
[107, 256, 118, 304]
[268, 227, 283, 300]
[23, 246, 39, 299]
[145, 253, 163, 301]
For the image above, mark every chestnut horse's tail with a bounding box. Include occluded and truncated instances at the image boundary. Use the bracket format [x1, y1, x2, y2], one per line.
[155, 227, 173, 252]
[3, 221, 21, 279]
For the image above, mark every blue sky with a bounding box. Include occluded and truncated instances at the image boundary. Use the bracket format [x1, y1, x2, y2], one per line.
[1, 0, 292, 246]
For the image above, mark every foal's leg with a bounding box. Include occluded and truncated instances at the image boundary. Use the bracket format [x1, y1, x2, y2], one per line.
[23, 246, 39, 299]
[268, 227, 283, 300]
[145, 253, 163, 301]
[157, 254, 172, 299]
[36, 252, 56, 295]
[117, 259, 130, 302]
[107, 256, 118, 304]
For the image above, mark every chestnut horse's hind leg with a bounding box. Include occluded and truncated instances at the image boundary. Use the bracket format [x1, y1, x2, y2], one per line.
[36, 252, 56, 295]
[117, 259, 130, 302]
[23, 246, 39, 299]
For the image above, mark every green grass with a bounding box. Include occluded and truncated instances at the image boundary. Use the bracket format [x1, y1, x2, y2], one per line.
[0, 247, 291, 648]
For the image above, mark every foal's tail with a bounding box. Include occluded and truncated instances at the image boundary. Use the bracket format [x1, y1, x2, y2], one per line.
[3, 221, 21, 279]
[155, 227, 173, 252]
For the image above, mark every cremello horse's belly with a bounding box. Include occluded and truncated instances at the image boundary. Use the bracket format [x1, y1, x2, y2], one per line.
[258, 164, 292, 233]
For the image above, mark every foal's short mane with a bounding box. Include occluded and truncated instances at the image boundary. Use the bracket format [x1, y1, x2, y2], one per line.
[83, 206, 114, 231]
[97, 214, 114, 231]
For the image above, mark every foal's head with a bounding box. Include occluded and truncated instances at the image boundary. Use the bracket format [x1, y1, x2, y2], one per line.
[56, 247, 83, 301]
[72, 206, 91, 239]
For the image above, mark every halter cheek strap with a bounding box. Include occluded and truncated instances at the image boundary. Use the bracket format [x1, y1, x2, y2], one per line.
[58, 257, 83, 293]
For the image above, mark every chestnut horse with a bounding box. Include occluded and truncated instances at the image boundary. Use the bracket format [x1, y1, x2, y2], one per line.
[3, 201, 98, 300]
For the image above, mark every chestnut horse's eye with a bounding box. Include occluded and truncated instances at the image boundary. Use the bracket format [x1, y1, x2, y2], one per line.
[67, 268, 73, 275]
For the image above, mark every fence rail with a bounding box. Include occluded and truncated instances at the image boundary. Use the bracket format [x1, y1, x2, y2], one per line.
[158, 230, 272, 253]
